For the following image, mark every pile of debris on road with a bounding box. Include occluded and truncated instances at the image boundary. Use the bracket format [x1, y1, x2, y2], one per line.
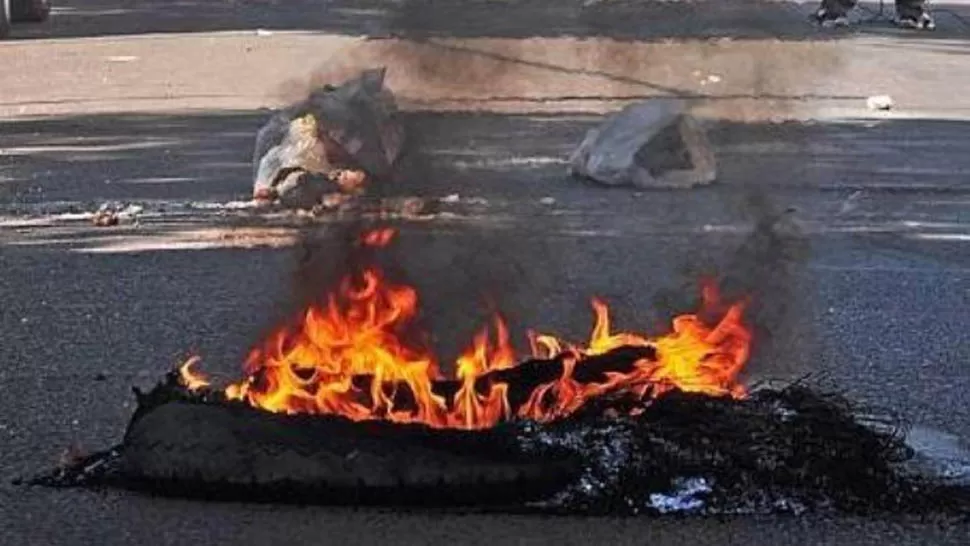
[250, 68, 405, 209]
[249, 70, 719, 213]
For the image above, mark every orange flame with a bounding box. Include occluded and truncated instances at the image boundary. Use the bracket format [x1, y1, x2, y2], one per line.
[181, 229, 751, 429]
[179, 356, 210, 392]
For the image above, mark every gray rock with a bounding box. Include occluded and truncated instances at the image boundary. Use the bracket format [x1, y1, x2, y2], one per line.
[569, 99, 717, 189]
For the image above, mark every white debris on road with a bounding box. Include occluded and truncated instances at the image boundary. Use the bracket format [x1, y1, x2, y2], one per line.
[187, 200, 262, 211]
[648, 477, 712, 514]
[866, 95, 894, 111]
[700, 74, 722, 86]
[438, 194, 488, 206]
[92, 203, 143, 227]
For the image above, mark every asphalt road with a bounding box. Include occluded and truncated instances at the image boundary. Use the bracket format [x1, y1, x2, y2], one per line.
[0, 0, 913, 40]
[6, 0, 970, 41]
[2, 2, 970, 545]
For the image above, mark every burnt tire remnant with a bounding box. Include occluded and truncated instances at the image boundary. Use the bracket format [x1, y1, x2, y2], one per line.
[22, 347, 970, 516]
[118, 400, 579, 507]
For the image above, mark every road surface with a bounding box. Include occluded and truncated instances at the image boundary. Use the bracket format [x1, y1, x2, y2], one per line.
[1, 1, 969, 544]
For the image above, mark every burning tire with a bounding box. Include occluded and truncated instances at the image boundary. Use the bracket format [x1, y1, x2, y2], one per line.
[10, 0, 50, 23]
[27, 374, 970, 516]
[117, 397, 581, 506]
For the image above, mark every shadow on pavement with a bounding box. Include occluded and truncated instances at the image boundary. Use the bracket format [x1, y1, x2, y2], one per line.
[6, 0, 970, 41]
[0, 111, 262, 205]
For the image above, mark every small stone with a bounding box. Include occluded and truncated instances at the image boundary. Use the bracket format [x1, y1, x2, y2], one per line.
[400, 197, 429, 217]
[441, 194, 461, 204]
[92, 211, 119, 227]
[539, 197, 556, 206]
[59, 444, 87, 467]
[332, 169, 367, 193]
[315, 193, 352, 211]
